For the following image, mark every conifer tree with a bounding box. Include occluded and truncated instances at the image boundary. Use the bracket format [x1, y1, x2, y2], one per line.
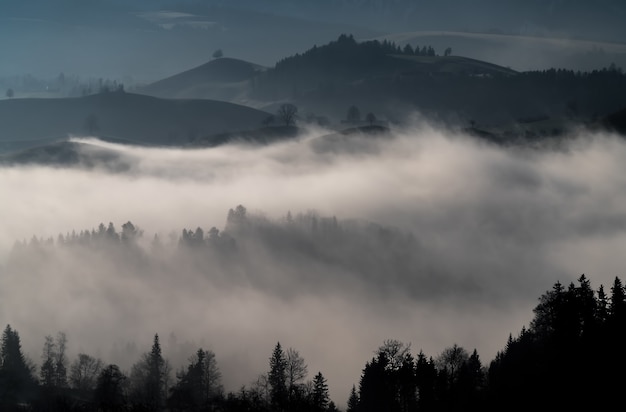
[268, 342, 288, 411]
[312, 372, 329, 412]
[347, 384, 359, 412]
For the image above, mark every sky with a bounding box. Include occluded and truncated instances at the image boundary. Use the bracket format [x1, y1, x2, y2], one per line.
[2, 123, 626, 405]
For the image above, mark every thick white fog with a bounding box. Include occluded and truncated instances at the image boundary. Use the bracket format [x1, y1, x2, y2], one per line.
[2, 124, 626, 405]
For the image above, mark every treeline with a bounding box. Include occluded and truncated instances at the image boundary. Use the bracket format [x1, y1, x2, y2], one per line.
[274, 34, 443, 71]
[1, 274, 624, 411]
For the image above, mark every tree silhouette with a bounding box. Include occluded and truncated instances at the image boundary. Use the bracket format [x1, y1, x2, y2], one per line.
[130, 334, 170, 410]
[312, 372, 329, 411]
[213, 49, 224, 59]
[268, 342, 288, 411]
[286, 347, 308, 402]
[277, 103, 298, 126]
[0, 325, 35, 406]
[70, 353, 103, 392]
[366, 112, 376, 125]
[347, 384, 359, 412]
[168, 348, 223, 410]
[94, 364, 127, 411]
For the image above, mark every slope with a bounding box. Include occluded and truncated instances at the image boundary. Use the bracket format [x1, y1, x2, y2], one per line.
[137, 57, 266, 102]
[0, 92, 270, 152]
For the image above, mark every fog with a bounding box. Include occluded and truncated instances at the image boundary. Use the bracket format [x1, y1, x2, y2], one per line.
[2, 124, 626, 405]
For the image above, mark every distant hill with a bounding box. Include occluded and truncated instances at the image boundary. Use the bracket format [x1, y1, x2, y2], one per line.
[141, 34, 626, 129]
[0, 92, 270, 152]
[137, 57, 267, 102]
[0, 140, 134, 171]
[373, 31, 626, 72]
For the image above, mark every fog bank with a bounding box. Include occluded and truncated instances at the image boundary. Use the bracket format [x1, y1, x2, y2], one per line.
[2, 124, 626, 405]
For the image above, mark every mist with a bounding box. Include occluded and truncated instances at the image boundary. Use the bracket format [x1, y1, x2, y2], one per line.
[2, 123, 626, 405]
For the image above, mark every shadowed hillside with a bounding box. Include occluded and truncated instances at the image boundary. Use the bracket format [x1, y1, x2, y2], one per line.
[0, 91, 270, 151]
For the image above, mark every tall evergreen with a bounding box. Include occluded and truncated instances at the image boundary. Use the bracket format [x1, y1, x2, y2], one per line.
[0, 325, 35, 406]
[268, 342, 288, 412]
[312, 372, 329, 412]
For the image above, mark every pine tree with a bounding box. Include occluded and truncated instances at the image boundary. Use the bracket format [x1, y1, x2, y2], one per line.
[0, 325, 35, 405]
[312, 372, 329, 412]
[268, 342, 288, 411]
[347, 384, 359, 412]
[146, 334, 166, 409]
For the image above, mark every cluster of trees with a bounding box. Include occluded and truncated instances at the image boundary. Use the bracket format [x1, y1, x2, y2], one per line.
[0, 328, 334, 412]
[273, 34, 446, 72]
[252, 34, 450, 100]
[1, 273, 624, 410]
[346, 274, 626, 412]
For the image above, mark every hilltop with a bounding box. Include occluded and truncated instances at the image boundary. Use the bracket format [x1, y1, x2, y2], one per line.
[137, 57, 267, 103]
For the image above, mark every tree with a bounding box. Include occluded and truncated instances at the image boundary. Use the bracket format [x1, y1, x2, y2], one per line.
[5, 88, 14, 98]
[268, 342, 288, 411]
[609, 276, 626, 321]
[312, 372, 329, 412]
[94, 364, 127, 411]
[130, 334, 170, 410]
[286, 347, 308, 398]
[0, 325, 35, 405]
[415, 351, 437, 411]
[70, 353, 103, 392]
[346, 384, 359, 412]
[365, 112, 376, 125]
[346, 105, 361, 123]
[40, 335, 56, 388]
[213, 49, 224, 59]
[168, 348, 223, 410]
[436, 344, 469, 386]
[444, 47, 452, 57]
[54, 332, 68, 388]
[277, 103, 298, 126]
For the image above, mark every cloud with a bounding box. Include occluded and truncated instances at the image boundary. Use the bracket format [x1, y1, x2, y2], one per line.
[1, 124, 626, 405]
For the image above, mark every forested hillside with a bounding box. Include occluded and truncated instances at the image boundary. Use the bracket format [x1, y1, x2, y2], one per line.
[1, 206, 624, 410]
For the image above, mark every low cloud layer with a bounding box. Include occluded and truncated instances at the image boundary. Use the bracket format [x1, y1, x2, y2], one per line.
[2, 124, 626, 405]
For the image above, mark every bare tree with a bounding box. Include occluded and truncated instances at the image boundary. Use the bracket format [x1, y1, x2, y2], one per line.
[436, 344, 469, 385]
[286, 347, 308, 396]
[70, 353, 104, 392]
[377, 339, 411, 371]
[277, 103, 298, 126]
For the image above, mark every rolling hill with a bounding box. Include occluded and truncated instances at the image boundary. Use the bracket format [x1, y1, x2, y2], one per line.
[372, 31, 626, 72]
[0, 139, 134, 171]
[0, 92, 270, 152]
[136, 57, 266, 103]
